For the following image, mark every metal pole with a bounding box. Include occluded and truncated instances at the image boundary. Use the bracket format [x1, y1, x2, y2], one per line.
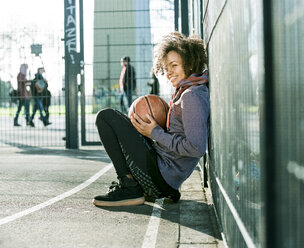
[64, 0, 79, 149]
[262, 0, 276, 247]
[200, 0, 204, 39]
[79, 0, 86, 146]
[174, 0, 179, 31]
[181, 0, 189, 36]
[107, 35, 111, 107]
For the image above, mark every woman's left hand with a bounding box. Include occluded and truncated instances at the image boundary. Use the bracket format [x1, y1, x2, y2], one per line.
[130, 113, 158, 138]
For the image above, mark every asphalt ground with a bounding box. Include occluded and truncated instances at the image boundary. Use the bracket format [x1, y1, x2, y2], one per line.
[0, 146, 225, 248]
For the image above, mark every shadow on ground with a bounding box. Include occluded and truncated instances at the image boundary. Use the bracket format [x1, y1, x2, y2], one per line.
[0, 141, 110, 163]
[95, 198, 222, 241]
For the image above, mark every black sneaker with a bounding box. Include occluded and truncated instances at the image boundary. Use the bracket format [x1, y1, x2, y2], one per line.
[93, 182, 145, 207]
[27, 120, 35, 127]
[44, 121, 52, 126]
[167, 190, 181, 203]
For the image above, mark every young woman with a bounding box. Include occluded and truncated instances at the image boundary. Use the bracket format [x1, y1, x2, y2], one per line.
[93, 31, 209, 207]
[14, 64, 32, 126]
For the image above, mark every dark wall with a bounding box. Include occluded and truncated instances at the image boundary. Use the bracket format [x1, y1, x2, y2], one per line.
[202, 0, 304, 247]
[203, 0, 264, 247]
[269, 1, 304, 247]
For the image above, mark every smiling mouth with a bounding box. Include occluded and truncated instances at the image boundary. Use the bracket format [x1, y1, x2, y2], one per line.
[169, 76, 177, 82]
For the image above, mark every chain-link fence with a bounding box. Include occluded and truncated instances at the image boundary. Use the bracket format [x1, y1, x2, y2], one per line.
[0, 0, 175, 147]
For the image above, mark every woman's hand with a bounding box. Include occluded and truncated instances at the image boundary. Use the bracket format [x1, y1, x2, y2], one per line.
[130, 113, 158, 138]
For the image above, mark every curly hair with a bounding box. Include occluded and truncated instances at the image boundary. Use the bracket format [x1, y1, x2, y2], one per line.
[153, 31, 208, 77]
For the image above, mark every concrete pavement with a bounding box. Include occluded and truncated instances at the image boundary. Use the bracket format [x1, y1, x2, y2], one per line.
[0, 146, 225, 248]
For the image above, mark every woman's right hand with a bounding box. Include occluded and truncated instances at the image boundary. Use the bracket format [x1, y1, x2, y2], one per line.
[130, 113, 158, 138]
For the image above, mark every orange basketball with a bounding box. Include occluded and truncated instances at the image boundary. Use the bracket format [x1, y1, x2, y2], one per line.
[128, 95, 169, 129]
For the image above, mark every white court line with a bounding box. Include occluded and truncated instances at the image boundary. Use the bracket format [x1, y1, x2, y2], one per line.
[142, 198, 164, 248]
[76, 156, 109, 159]
[215, 176, 256, 248]
[0, 163, 113, 226]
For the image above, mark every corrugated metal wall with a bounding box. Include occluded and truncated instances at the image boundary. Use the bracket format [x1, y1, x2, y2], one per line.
[203, 0, 264, 247]
[202, 0, 304, 247]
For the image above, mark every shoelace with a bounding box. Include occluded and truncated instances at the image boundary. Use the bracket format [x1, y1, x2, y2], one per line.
[106, 181, 120, 193]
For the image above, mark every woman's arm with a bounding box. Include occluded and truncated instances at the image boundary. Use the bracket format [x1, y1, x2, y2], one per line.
[130, 87, 209, 158]
[130, 113, 158, 138]
[151, 89, 209, 158]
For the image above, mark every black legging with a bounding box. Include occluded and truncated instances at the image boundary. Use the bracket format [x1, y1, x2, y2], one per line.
[95, 108, 180, 199]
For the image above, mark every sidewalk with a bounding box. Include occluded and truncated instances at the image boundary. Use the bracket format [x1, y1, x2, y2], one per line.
[0, 146, 225, 247]
[179, 166, 225, 247]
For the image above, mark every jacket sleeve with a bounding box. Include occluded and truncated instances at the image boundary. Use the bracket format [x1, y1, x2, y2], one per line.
[150, 89, 210, 158]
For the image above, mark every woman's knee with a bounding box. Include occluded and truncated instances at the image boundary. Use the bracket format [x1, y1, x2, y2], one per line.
[95, 108, 116, 126]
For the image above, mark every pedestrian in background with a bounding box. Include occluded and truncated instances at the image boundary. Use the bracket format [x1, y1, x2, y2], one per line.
[14, 64, 32, 126]
[42, 84, 51, 124]
[93, 31, 209, 207]
[28, 67, 51, 127]
[119, 56, 136, 113]
[147, 70, 159, 95]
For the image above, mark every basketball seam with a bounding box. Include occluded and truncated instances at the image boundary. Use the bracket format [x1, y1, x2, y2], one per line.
[144, 95, 154, 119]
[159, 98, 167, 113]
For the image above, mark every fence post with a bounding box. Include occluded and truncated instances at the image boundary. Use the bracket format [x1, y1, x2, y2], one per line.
[262, 0, 276, 247]
[64, 0, 81, 149]
[181, 0, 189, 36]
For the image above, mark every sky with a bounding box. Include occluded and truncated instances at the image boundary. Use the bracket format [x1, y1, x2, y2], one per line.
[0, 0, 63, 29]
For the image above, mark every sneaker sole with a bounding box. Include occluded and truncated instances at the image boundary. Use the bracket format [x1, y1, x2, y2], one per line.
[92, 196, 145, 207]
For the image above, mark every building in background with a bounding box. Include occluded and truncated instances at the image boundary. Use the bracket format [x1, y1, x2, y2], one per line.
[93, 0, 153, 112]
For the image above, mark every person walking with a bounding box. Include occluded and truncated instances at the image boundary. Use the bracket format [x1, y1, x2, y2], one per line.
[119, 56, 136, 113]
[42, 84, 51, 124]
[93, 31, 209, 207]
[14, 64, 32, 126]
[29, 67, 51, 127]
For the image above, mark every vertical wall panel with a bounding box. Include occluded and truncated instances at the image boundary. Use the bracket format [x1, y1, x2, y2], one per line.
[204, 0, 303, 247]
[203, 0, 264, 247]
[272, 0, 304, 247]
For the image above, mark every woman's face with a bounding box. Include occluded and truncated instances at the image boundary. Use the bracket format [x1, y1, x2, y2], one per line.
[165, 51, 186, 87]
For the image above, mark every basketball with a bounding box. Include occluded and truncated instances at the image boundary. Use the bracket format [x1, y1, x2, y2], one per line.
[128, 95, 169, 129]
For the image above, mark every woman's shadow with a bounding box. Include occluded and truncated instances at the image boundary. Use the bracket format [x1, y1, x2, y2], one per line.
[95, 197, 222, 241]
